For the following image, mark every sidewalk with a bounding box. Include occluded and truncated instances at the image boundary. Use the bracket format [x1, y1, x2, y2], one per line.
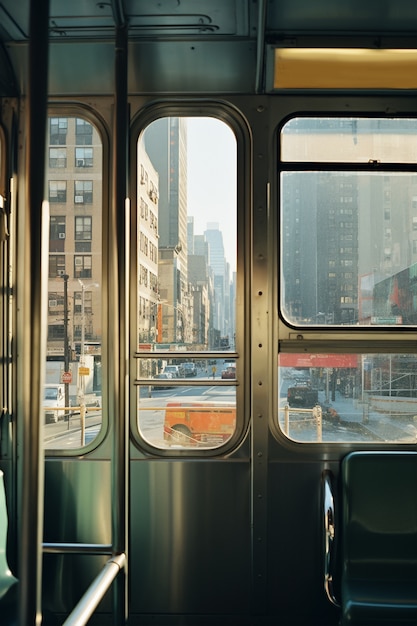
[320, 392, 417, 442]
[43, 411, 102, 442]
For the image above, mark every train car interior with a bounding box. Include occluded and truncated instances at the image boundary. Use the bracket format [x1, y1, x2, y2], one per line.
[0, 1, 416, 624]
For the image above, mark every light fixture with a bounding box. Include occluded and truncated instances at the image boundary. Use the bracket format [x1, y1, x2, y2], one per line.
[271, 48, 417, 89]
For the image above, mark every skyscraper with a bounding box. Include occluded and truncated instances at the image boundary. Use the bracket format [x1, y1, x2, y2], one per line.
[143, 117, 189, 343]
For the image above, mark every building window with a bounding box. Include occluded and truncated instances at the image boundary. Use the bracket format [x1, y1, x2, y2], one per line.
[75, 118, 93, 145]
[49, 118, 68, 145]
[49, 148, 67, 168]
[74, 181, 93, 204]
[149, 210, 158, 234]
[139, 232, 149, 255]
[49, 181, 67, 203]
[75, 147, 93, 167]
[74, 255, 92, 278]
[50, 216, 66, 240]
[48, 293, 64, 314]
[139, 264, 148, 287]
[49, 255, 65, 278]
[140, 198, 148, 220]
[48, 325, 64, 340]
[75, 216, 92, 240]
[74, 290, 93, 314]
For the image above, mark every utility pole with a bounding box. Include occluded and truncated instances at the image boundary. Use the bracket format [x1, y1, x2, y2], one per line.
[63, 274, 70, 418]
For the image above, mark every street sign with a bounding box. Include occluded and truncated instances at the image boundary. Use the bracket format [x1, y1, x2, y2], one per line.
[78, 367, 90, 376]
[371, 316, 402, 324]
[62, 371, 72, 383]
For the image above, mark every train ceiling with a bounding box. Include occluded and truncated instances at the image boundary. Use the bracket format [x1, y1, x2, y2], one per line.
[0, 0, 417, 96]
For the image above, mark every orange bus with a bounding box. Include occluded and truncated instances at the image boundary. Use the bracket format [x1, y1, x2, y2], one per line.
[164, 402, 236, 446]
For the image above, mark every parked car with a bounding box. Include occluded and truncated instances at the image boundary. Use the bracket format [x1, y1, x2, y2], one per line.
[44, 384, 66, 423]
[221, 366, 236, 379]
[287, 383, 318, 408]
[183, 362, 197, 377]
[164, 365, 181, 378]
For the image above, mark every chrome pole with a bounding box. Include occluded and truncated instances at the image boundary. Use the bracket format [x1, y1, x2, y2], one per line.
[111, 5, 129, 623]
[20, 0, 49, 623]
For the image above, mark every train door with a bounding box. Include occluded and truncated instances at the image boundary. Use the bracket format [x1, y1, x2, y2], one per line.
[129, 104, 253, 620]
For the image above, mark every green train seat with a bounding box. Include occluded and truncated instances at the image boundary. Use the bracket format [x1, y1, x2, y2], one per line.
[340, 451, 417, 625]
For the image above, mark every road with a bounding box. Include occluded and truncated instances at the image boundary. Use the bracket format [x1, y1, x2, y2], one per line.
[45, 362, 236, 450]
[44, 364, 417, 449]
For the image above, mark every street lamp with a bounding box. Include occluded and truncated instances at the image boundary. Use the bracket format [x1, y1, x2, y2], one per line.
[78, 279, 99, 378]
[77, 279, 99, 444]
[158, 301, 187, 345]
[62, 274, 70, 418]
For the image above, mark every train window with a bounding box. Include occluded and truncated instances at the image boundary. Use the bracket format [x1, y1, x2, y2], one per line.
[136, 117, 237, 450]
[279, 116, 417, 444]
[44, 116, 102, 451]
[278, 353, 417, 444]
[280, 118, 417, 327]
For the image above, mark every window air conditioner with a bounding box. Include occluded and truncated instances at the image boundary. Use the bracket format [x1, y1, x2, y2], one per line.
[58, 232, 66, 239]
[77, 159, 85, 166]
[75, 196, 83, 203]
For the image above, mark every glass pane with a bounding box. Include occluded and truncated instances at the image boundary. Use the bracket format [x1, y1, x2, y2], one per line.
[278, 353, 417, 443]
[281, 117, 417, 162]
[281, 171, 417, 327]
[138, 383, 236, 449]
[137, 117, 237, 450]
[44, 116, 102, 450]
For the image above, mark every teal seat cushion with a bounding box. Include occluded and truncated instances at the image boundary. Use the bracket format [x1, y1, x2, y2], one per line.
[340, 452, 417, 625]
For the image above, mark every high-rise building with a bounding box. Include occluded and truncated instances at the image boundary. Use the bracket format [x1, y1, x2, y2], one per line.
[137, 142, 160, 348]
[47, 117, 102, 378]
[204, 223, 233, 342]
[143, 117, 189, 343]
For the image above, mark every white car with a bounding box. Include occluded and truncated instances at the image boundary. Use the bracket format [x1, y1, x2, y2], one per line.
[164, 365, 181, 378]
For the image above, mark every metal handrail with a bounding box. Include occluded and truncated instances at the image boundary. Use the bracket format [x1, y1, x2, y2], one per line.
[62, 553, 126, 626]
[43, 542, 113, 555]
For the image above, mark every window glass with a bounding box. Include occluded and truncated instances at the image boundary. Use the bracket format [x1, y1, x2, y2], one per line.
[136, 117, 237, 450]
[281, 117, 417, 163]
[280, 118, 417, 327]
[44, 116, 102, 450]
[278, 353, 417, 443]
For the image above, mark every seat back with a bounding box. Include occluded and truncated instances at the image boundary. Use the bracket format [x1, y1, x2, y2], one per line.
[341, 451, 417, 625]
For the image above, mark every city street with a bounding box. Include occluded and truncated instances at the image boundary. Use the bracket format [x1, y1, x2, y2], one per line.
[44, 363, 417, 449]
[279, 376, 417, 443]
[44, 360, 237, 449]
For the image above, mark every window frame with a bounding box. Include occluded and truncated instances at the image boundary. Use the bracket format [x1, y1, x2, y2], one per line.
[278, 114, 417, 333]
[276, 112, 417, 448]
[130, 104, 250, 457]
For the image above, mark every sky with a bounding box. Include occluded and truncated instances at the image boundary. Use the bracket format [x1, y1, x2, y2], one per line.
[186, 117, 237, 272]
